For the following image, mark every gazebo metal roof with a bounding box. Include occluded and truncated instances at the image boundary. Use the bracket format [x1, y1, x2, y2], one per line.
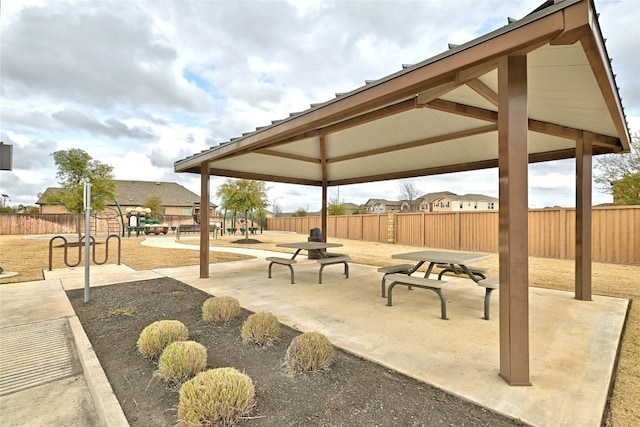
[175, 0, 629, 186]
[174, 0, 631, 386]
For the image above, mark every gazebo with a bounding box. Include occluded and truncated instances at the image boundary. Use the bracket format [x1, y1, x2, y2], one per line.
[175, 0, 631, 386]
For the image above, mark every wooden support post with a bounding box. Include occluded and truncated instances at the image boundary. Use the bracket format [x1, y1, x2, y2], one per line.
[575, 132, 593, 300]
[498, 55, 531, 386]
[199, 162, 210, 279]
[320, 135, 328, 242]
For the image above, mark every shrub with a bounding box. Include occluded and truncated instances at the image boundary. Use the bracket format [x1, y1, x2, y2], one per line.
[158, 341, 207, 384]
[284, 332, 335, 373]
[136, 320, 189, 359]
[178, 367, 255, 426]
[241, 312, 280, 346]
[202, 296, 241, 323]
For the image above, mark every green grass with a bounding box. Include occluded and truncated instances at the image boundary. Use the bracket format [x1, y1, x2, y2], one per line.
[107, 306, 134, 316]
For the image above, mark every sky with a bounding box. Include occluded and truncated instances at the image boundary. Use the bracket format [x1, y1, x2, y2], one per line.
[1, 0, 639, 213]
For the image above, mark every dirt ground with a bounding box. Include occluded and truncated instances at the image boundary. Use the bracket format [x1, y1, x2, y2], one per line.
[67, 278, 520, 427]
[1, 232, 638, 426]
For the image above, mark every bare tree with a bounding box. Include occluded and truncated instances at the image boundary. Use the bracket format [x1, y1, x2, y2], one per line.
[594, 131, 640, 205]
[397, 181, 421, 210]
[271, 199, 283, 217]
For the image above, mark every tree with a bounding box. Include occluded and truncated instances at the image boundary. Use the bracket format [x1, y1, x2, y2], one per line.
[398, 181, 421, 211]
[271, 199, 283, 217]
[143, 195, 163, 218]
[291, 207, 308, 217]
[595, 132, 640, 205]
[216, 179, 269, 240]
[327, 195, 347, 215]
[49, 149, 116, 239]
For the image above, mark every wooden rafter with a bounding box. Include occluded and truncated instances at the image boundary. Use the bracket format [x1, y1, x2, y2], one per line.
[328, 148, 576, 187]
[256, 150, 319, 164]
[425, 99, 621, 149]
[466, 78, 499, 107]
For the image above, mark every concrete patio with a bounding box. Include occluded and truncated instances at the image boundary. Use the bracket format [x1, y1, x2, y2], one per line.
[51, 247, 628, 427]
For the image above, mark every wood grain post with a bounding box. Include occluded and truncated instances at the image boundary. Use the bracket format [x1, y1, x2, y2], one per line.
[199, 162, 210, 279]
[575, 132, 593, 300]
[498, 55, 531, 386]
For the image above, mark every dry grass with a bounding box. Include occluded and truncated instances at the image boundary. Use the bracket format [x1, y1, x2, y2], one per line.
[0, 234, 252, 283]
[0, 231, 637, 425]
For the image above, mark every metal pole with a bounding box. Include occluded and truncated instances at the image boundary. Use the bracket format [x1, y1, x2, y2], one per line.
[84, 180, 91, 303]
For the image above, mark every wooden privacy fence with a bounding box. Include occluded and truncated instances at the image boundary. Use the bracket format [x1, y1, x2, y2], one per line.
[267, 206, 640, 264]
[0, 214, 196, 236]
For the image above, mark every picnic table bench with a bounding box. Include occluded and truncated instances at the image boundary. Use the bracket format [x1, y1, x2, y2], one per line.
[377, 264, 415, 297]
[385, 273, 448, 319]
[478, 276, 499, 320]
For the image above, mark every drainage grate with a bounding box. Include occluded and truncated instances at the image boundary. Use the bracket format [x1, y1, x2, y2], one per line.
[0, 318, 82, 396]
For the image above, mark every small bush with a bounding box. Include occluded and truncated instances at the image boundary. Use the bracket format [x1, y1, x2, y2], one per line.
[241, 312, 280, 346]
[137, 320, 189, 358]
[178, 367, 255, 426]
[202, 296, 241, 323]
[284, 332, 335, 373]
[158, 341, 207, 384]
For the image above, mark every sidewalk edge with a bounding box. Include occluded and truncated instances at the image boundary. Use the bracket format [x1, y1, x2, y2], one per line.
[68, 315, 130, 427]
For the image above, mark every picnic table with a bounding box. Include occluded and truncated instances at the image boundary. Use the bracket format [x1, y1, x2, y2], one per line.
[267, 242, 350, 284]
[380, 250, 493, 320]
[391, 250, 491, 282]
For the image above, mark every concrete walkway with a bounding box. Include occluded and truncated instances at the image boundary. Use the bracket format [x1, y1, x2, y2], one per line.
[0, 237, 629, 426]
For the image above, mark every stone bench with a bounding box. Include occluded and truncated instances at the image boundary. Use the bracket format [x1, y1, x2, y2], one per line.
[266, 257, 298, 284]
[377, 264, 415, 297]
[478, 276, 499, 320]
[385, 273, 448, 320]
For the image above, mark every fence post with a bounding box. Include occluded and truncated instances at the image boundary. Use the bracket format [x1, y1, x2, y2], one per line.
[455, 212, 461, 250]
[387, 212, 395, 243]
[559, 208, 567, 260]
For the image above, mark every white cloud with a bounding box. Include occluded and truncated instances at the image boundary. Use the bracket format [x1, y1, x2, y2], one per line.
[0, 0, 636, 212]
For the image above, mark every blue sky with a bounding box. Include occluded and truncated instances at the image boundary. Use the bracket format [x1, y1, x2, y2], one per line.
[1, 0, 638, 212]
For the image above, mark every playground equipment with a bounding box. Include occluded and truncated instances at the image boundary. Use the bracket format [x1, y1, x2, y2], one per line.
[48, 234, 121, 271]
[125, 206, 170, 236]
[222, 209, 264, 235]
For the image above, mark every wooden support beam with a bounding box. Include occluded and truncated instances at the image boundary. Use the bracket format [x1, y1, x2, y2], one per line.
[466, 78, 499, 107]
[199, 162, 210, 279]
[320, 135, 328, 242]
[498, 54, 531, 386]
[425, 99, 621, 149]
[256, 150, 320, 164]
[575, 131, 593, 301]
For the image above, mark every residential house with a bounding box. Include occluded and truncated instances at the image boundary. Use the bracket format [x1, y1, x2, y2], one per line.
[37, 180, 216, 217]
[431, 193, 499, 212]
[343, 202, 362, 215]
[415, 191, 458, 212]
[363, 198, 401, 213]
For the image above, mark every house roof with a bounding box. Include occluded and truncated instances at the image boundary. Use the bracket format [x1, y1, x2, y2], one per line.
[37, 180, 211, 208]
[434, 193, 500, 203]
[174, 0, 630, 187]
[364, 198, 400, 206]
[417, 191, 458, 203]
